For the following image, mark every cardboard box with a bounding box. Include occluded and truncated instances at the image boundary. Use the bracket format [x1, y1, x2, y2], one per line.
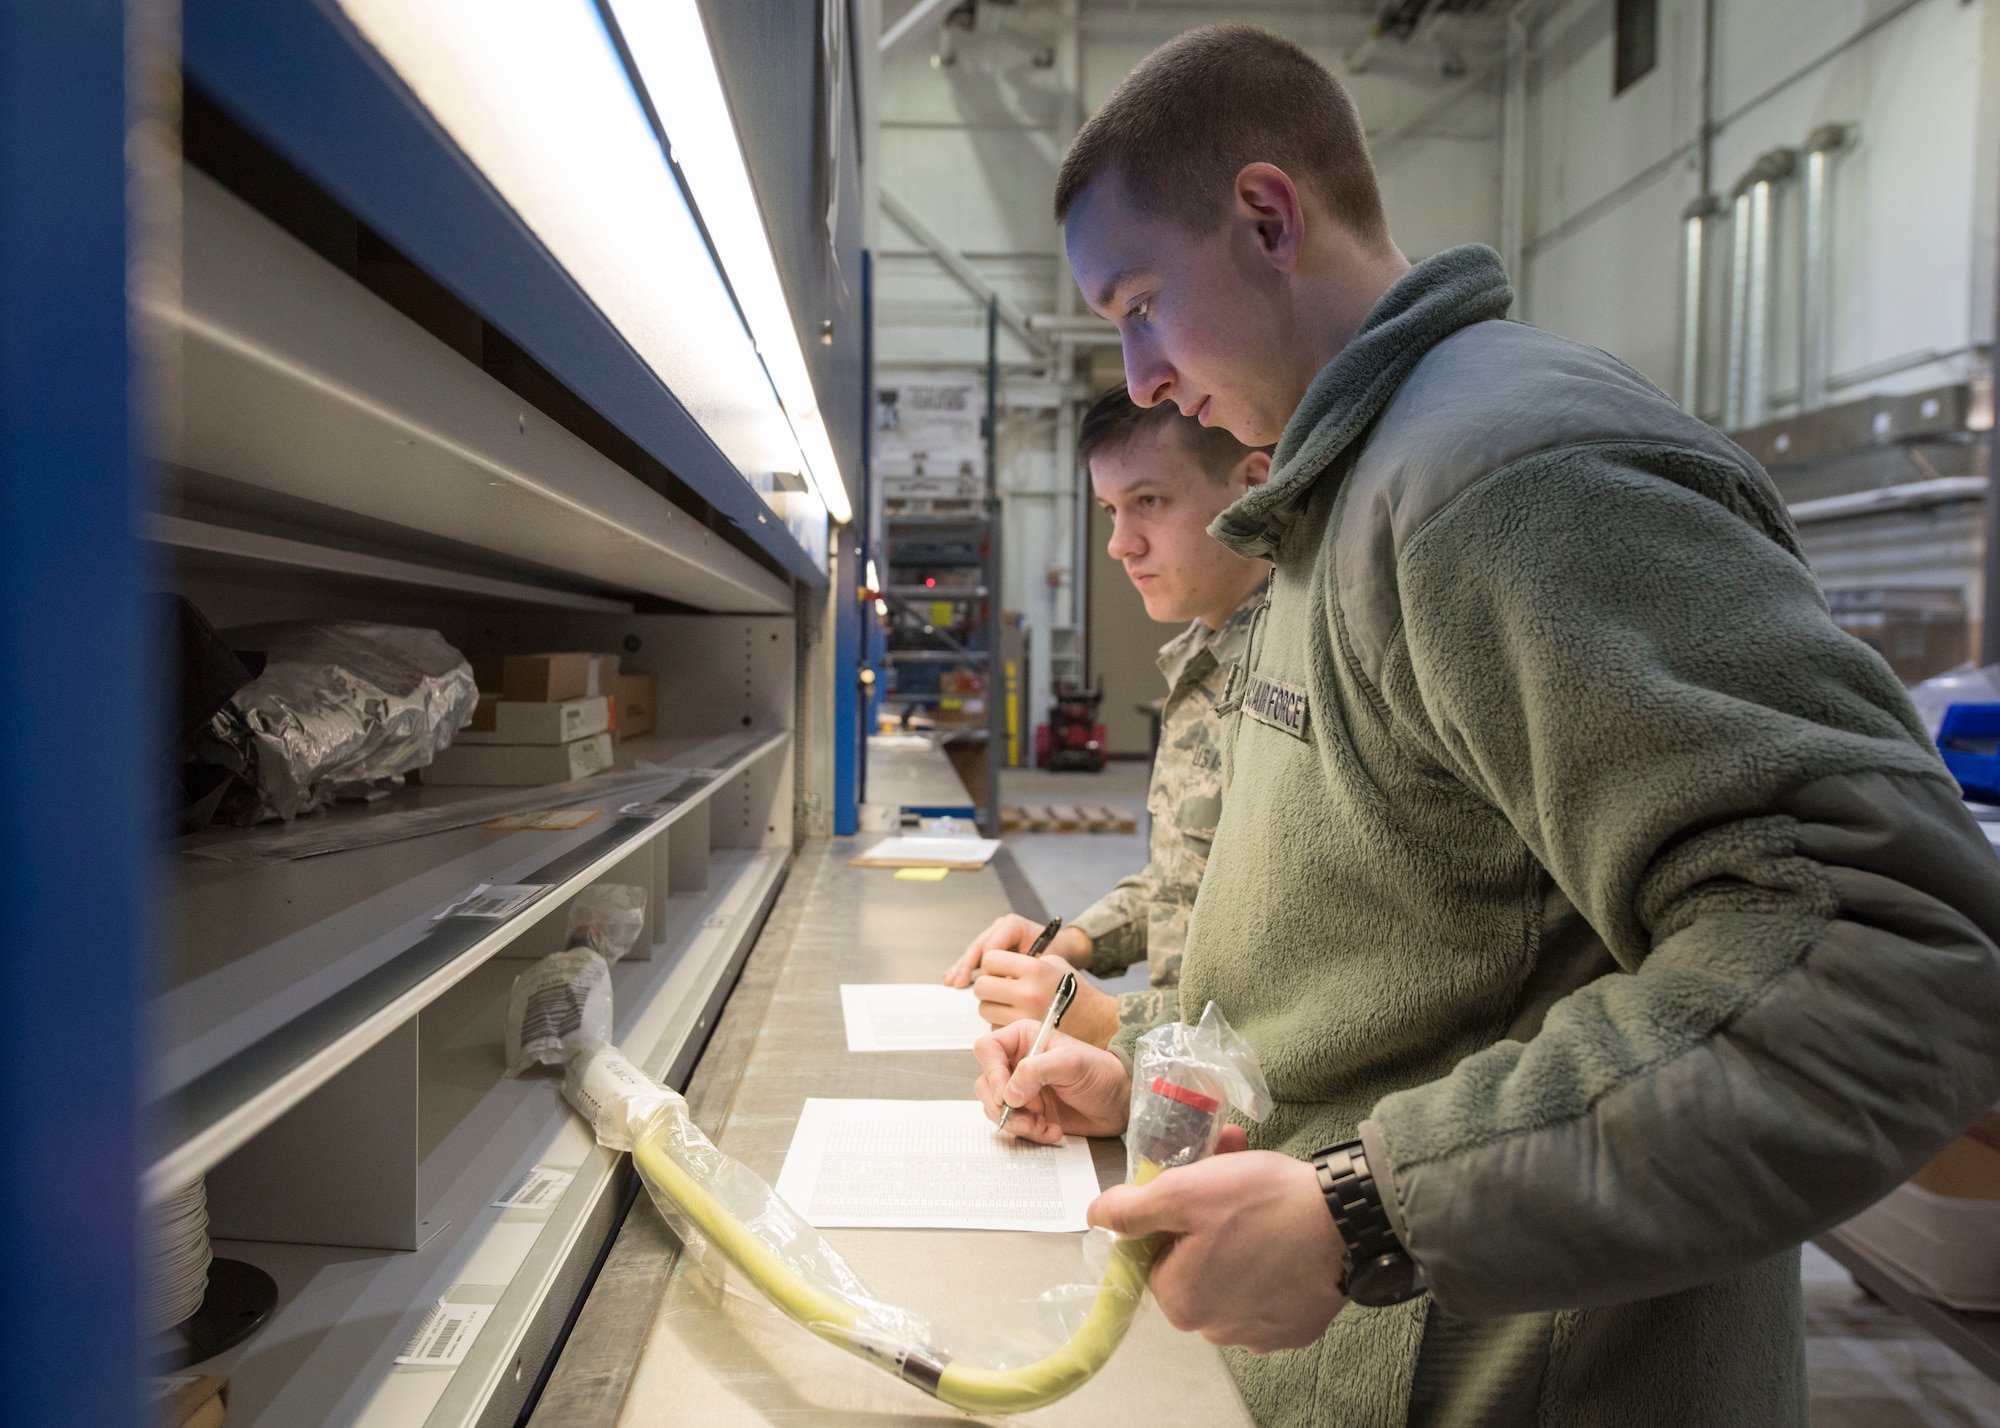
[615, 672, 657, 741]
[501, 653, 591, 703]
[456, 696, 610, 745]
[422, 731, 615, 786]
[501, 652, 621, 703]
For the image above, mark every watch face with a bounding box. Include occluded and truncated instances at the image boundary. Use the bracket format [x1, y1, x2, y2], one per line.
[1348, 1252, 1423, 1307]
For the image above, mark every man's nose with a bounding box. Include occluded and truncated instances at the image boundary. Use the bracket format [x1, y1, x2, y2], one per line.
[1124, 343, 1173, 409]
[1106, 514, 1143, 561]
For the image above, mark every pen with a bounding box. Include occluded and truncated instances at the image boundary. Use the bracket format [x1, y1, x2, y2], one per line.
[976, 915, 1062, 981]
[997, 971, 1078, 1132]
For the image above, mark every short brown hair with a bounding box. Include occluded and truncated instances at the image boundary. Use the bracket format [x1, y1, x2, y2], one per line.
[1053, 25, 1387, 246]
[1077, 386, 1258, 482]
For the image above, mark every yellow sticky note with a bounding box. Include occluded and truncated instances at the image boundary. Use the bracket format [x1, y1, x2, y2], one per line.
[893, 866, 950, 882]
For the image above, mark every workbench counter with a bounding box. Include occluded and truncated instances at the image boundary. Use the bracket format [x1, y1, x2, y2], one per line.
[532, 838, 1252, 1426]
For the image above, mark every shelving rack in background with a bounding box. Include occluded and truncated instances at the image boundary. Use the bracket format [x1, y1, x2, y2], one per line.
[878, 299, 1005, 835]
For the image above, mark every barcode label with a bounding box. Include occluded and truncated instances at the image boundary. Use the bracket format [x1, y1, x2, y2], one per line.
[434, 883, 551, 920]
[395, 1300, 493, 1367]
[519, 982, 584, 1053]
[493, 1165, 576, 1210]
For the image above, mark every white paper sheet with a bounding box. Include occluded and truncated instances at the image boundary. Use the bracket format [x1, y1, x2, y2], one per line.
[775, 1099, 1099, 1231]
[851, 835, 1001, 867]
[839, 984, 991, 1051]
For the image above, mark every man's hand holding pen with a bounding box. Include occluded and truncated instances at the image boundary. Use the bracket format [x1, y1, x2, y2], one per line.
[945, 915, 1123, 1046]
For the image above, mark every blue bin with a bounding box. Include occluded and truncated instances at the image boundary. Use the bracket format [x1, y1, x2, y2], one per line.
[1937, 702, 2000, 803]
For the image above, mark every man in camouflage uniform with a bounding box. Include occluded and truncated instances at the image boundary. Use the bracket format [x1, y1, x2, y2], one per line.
[944, 388, 1270, 1047]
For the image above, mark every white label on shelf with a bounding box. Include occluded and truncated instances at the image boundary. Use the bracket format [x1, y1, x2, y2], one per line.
[434, 883, 552, 920]
[492, 1164, 576, 1210]
[395, 1300, 494, 1367]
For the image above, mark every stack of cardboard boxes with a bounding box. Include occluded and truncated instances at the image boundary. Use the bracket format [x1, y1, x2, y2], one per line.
[424, 652, 657, 786]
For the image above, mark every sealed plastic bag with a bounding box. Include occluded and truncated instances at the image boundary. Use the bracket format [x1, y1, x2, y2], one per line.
[204, 621, 478, 822]
[563, 1000, 1269, 1413]
[1125, 999, 1273, 1182]
[505, 949, 612, 1077]
[566, 884, 647, 964]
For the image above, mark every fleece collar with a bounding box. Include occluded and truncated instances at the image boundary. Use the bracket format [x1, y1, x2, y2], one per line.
[1208, 244, 1515, 559]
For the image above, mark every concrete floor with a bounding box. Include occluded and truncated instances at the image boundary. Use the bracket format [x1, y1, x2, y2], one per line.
[999, 763, 1153, 997]
[997, 763, 2000, 1423]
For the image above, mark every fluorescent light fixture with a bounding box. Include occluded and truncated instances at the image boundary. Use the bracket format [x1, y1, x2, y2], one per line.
[335, 0, 849, 548]
[865, 559, 880, 592]
[608, 0, 853, 525]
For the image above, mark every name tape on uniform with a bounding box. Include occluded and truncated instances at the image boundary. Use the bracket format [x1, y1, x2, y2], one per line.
[1243, 674, 1310, 741]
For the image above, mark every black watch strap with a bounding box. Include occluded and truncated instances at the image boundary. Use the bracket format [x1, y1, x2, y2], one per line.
[1311, 1140, 1426, 1306]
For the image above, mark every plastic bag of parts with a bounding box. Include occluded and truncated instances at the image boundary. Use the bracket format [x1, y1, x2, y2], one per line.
[505, 949, 612, 1078]
[566, 884, 647, 964]
[1124, 999, 1273, 1184]
[203, 621, 478, 822]
[1910, 663, 2000, 740]
[562, 1002, 1269, 1414]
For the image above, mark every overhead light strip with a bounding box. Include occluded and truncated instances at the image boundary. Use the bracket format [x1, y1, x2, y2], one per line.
[606, 0, 854, 525]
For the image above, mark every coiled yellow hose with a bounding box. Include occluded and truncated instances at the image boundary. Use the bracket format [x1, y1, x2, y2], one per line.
[632, 1120, 1164, 1413]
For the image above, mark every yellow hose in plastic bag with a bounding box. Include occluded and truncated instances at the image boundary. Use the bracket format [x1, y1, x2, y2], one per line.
[574, 998, 1268, 1416]
[632, 1122, 1163, 1414]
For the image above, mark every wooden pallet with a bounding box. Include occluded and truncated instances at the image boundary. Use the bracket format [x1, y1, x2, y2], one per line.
[998, 803, 1138, 834]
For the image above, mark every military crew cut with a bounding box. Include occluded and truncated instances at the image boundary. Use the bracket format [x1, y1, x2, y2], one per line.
[1076, 386, 1260, 482]
[1053, 25, 1388, 247]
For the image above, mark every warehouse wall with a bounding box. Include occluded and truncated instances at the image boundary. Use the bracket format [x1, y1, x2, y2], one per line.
[1516, 0, 2000, 410]
[870, 0, 1506, 754]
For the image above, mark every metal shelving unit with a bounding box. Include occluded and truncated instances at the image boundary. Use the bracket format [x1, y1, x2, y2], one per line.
[877, 302, 1005, 833]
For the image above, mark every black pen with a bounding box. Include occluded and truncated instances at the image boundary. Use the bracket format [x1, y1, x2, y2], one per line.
[1024, 915, 1063, 958]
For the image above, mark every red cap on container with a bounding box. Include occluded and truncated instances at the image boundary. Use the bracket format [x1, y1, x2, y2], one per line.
[1149, 1077, 1220, 1115]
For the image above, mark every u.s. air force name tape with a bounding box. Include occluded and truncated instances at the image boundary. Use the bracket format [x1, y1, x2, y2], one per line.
[1243, 673, 1309, 741]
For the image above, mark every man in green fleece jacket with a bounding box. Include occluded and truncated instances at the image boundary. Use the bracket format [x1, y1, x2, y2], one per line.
[972, 24, 2000, 1428]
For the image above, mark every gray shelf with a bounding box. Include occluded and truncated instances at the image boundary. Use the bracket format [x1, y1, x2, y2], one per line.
[192, 844, 790, 1428]
[155, 169, 790, 616]
[150, 727, 789, 1199]
[884, 649, 991, 663]
[887, 584, 986, 598]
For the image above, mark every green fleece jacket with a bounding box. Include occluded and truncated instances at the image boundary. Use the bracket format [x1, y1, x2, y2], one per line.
[1143, 246, 2000, 1427]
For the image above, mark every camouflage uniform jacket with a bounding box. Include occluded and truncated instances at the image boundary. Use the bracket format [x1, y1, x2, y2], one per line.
[1071, 579, 1268, 1030]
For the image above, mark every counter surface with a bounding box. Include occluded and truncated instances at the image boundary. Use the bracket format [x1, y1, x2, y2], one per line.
[534, 838, 1252, 1426]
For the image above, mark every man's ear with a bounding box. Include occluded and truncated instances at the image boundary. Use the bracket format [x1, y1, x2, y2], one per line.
[1234, 449, 1273, 493]
[1234, 163, 1307, 275]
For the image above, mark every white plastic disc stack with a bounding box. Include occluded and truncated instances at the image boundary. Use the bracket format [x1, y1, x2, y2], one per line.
[148, 1177, 212, 1333]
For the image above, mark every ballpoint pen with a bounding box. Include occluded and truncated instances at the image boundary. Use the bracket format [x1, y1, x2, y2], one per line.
[976, 915, 1061, 980]
[997, 971, 1078, 1132]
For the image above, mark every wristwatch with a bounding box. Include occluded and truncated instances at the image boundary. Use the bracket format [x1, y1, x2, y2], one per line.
[1310, 1140, 1426, 1306]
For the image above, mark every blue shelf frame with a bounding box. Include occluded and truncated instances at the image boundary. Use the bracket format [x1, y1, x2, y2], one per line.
[182, 0, 829, 587]
[0, 1, 147, 1422]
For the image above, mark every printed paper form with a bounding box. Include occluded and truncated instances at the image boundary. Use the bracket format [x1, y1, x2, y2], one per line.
[849, 835, 1001, 868]
[775, 1099, 1099, 1232]
[840, 984, 991, 1051]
